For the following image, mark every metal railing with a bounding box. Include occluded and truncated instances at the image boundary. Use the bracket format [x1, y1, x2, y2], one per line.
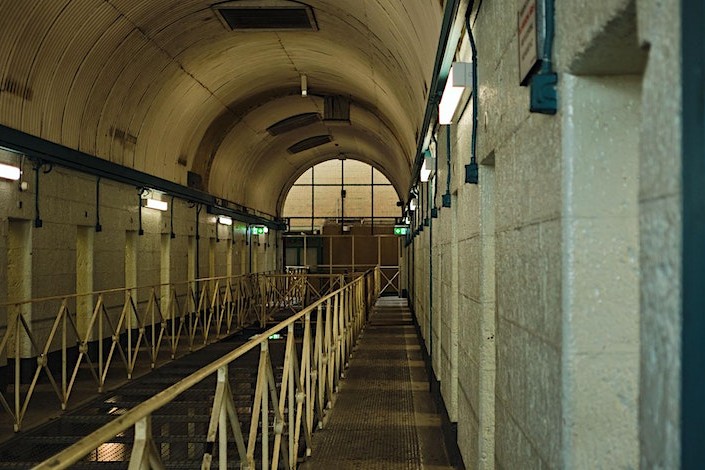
[34, 268, 381, 469]
[0, 271, 343, 432]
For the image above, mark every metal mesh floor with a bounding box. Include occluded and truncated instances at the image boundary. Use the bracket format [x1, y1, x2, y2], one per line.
[301, 298, 455, 470]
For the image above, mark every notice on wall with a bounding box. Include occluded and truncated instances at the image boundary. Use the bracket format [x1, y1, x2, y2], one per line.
[518, 0, 539, 85]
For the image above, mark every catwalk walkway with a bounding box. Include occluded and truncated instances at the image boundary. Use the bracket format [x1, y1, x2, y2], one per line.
[301, 297, 455, 470]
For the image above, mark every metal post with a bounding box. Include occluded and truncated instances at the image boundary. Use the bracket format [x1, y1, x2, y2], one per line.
[261, 340, 269, 470]
[219, 368, 228, 470]
[288, 323, 295, 468]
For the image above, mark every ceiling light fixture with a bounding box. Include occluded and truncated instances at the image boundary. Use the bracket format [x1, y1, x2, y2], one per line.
[0, 162, 21, 181]
[301, 74, 308, 97]
[420, 150, 434, 183]
[439, 62, 473, 125]
[142, 198, 168, 211]
[218, 216, 233, 226]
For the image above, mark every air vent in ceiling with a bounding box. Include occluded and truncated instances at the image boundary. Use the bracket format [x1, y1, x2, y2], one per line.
[324, 96, 350, 123]
[215, 1, 318, 31]
[288, 135, 333, 154]
[267, 113, 321, 136]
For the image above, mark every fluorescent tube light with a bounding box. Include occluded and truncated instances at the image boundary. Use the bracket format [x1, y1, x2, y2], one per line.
[218, 216, 233, 226]
[439, 62, 472, 125]
[143, 198, 168, 211]
[420, 150, 434, 182]
[420, 160, 432, 182]
[0, 163, 21, 181]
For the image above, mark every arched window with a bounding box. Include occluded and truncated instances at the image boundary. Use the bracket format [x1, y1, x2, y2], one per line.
[283, 159, 399, 232]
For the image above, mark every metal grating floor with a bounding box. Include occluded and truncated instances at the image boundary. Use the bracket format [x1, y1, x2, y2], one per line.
[301, 298, 455, 470]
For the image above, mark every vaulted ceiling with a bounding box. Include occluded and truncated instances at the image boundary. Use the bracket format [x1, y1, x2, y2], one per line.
[0, 0, 442, 215]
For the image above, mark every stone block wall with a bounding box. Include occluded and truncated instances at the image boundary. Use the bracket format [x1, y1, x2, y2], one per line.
[406, 0, 679, 468]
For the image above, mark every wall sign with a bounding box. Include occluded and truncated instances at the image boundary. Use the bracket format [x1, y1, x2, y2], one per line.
[518, 0, 539, 85]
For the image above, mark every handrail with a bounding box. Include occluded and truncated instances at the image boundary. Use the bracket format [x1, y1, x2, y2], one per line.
[0, 270, 349, 432]
[0, 271, 279, 308]
[34, 267, 381, 469]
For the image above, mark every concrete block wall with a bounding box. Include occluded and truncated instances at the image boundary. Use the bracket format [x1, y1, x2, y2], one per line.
[406, 0, 678, 468]
[636, 0, 681, 467]
[0, 162, 277, 357]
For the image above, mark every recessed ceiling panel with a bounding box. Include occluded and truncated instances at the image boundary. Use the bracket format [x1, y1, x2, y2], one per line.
[215, 1, 318, 31]
[288, 135, 333, 154]
[267, 113, 321, 136]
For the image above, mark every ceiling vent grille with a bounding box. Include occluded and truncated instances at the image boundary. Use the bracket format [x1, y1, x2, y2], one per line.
[288, 135, 333, 154]
[267, 113, 321, 136]
[215, 1, 318, 31]
[324, 96, 351, 123]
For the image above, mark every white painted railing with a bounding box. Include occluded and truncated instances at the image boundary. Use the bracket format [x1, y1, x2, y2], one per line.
[0, 271, 352, 432]
[33, 268, 380, 469]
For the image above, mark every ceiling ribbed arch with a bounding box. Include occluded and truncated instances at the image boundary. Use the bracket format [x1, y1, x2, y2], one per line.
[0, 0, 442, 214]
[208, 95, 410, 212]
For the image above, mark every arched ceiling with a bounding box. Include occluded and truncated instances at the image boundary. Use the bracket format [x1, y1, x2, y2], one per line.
[0, 0, 442, 215]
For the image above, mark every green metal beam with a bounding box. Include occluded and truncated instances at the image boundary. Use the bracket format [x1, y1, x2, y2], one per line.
[408, 0, 463, 197]
[681, 0, 705, 466]
[0, 124, 285, 230]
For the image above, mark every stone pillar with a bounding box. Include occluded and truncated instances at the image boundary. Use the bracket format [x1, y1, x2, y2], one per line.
[560, 74, 641, 468]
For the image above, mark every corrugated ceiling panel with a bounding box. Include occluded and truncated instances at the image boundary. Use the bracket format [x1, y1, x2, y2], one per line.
[0, 0, 442, 214]
[40, 1, 121, 144]
[1, 1, 72, 131]
[73, 17, 136, 156]
[23, 0, 78, 136]
[93, 30, 150, 163]
[108, 48, 173, 167]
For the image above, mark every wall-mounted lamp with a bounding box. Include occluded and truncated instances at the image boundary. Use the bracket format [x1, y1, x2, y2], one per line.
[420, 150, 434, 183]
[439, 62, 473, 125]
[409, 198, 418, 211]
[301, 74, 308, 97]
[142, 198, 168, 211]
[218, 216, 233, 226]
[0, 162, 21, 181]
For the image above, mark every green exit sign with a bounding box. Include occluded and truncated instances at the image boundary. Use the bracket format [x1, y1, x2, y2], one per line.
[394, 226, 409, 236]
[252, 226, 268, 235]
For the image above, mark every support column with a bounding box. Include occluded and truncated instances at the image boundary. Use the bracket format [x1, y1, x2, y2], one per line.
[478, 163, 496, 469]
[160, 234, 171, 314]
[188, 236, 197, 311]
[125, 230, 138, 327]
[7, 219, 32, 358]
[76, 226, 94, 340]
[209, 237, 216, 279]
[560, 75, 640, 468]
[226, 238, 233, 278]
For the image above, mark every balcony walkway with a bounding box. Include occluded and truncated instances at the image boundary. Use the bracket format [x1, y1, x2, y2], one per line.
[301, 297, 455, 470]
[0, 296, 455, 469]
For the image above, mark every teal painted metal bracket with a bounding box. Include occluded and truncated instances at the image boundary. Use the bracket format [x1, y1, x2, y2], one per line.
[530, 72, 558, 114]
[442, 193, 452, 207]
[530, 0, 557, 115]
[465, 161, 479, 184]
